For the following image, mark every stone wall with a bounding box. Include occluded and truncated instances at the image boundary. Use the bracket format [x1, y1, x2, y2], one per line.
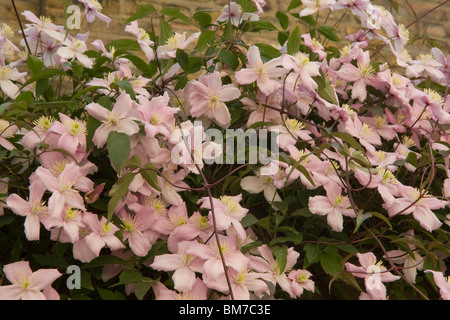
[2, 0, 449, 58]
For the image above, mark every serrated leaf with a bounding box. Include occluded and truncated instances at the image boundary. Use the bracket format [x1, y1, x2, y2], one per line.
[107, 172, 136, 221]
[135, 277, 159, 300]
[287, 0, 303, 11]
[332, 131, 364, 152]
[197, 30, 214, 51]
[320, 250, 342, 276]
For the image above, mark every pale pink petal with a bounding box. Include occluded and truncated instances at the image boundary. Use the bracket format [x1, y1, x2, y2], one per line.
[172, 266, 196, 292]
[6, 194, 31, 217]
[24, 214, 41, 241]
[29, 269, 62, 291]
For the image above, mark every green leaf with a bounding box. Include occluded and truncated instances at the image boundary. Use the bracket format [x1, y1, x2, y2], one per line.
[354, 212, 372, 233]
[287, 25, 301, 55]
[287, 0, 303, 11]
[125, 4, 156, 23]
[159, 20, 173, 46]
[27, 54, 44, 74]
[20, 69, 67, 90]
[219, 50, 239, 70]
[241, 213, 259, 228]
[197, 30, 214, 51]
[332, 131, 364, 152]
[107, 132, 131, 172]
[272, 245, 288, 273]
[276, 11, 289, 30]
[160, 7, 194, 26]
[304, 243, 320, 263]
[320, 250, 342, 276]
[135, 277, 159, 300]
[318, 25, 339, 42]
[97, 288, 126, 300]
[141, 163, 161, 192]
[176, 49, 190, 71]
[81, 255, 129, 269]
[107, 172, 136, 221]
[106, 39, 140, 52]
[313, 74, 337, 104]
[193, 11, 212, 28]
[117, 269, 142, 285]
[255, 43, 282, 61]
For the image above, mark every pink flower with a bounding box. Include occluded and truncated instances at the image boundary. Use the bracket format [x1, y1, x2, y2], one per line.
[0, 66, 27, 99]
[6, 181, 48, 241]
[153, 278, 209, 300]
[299, 0, 336, 17]
[35, 162, 93, 217]
[78, 0, 112, 26]
[288, 269, 315, 298]
[198, 194, 249, 242]
[345, 252, 400, 300]
[137, 93, 179, 138]
[118, 209, 156, 257]
[216, 2, 259, 26]
[248, 245, 300, 297]
[57, 36, 94, 69]
[184, 72, 240, 128]
[150, 240, 204, 292]
[46, 206, 85, 244]
[125, 21, 155, 62]
[301, 33, 327, 60]
[0, 118, 19, 150]
[186, 234, 250, 280]
[282, 52, 321, 91]
[235, 46, 287, 96]
[382, 187, 448, 232]
[0, 261, 61, 300]
[85, 91, 141, 148]
[203, 266, 271, 299]
[425, 270, 450, 300]
[308, 182, 356, 232]
[156, 32, 200, 59]
[46, 113, 87, 155]
[336, 50, 377, 101]
[81, 212, 125, 258]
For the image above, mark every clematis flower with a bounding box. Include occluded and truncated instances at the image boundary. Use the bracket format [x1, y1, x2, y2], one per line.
[216, 2, 259, 26]
[0, 118, 19, 150]
[81, 211, 125, 258]
[137, 92, 179, 139]
[0, 261, 61, 300]
[248, 245, 300, 298]
[6, 181, 48, 241]
[424, 270, 450, 300]
[184, 72, 240, 128]
[78, 0, 112, 26]
[203, 266, 271, 300]
[301, 33, 327, 60]
[345, 252, 400, 300]
[118, 209, 155, 257]
[153, 278, 209, 300]
[287, 269, 315, 298]
[57, 36, 94, 69]
[125, 21, 154, 62]
[198, 194, 249, 242]
[46, 113, 87, 155]
[384, 231, 423, 284]
[336, 50, 377, 101]
[150, 240, 204, 292]
[156, 32, 200, 60]
[299, 0, 336, 17]
[308, 182, 356, 232]
[235, 46, 287, 96]
[186, 234, 250, 280]
[406, 53, 445, 81]
[382, 187, 448, 232]
[282, 52, 321, 91]
[85, 91, 141, 148]
[34, 161, 94, 217]
[0, 65, 27, 99]
[46, 206, 85, 244]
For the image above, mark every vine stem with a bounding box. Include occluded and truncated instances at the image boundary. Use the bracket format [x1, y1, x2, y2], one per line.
[11, 0, 31, 54]
[171, 112, 235, 300]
